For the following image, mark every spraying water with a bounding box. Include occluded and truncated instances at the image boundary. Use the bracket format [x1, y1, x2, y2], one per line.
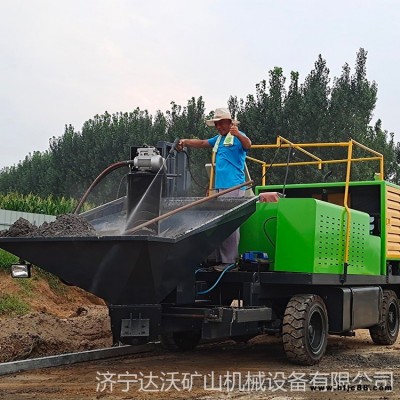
[123, 165, 165, 234]
[123, 141, 180, 235]
[79, 140, 253, 239]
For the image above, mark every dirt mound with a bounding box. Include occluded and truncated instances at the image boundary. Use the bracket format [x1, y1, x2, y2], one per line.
[0, 218, 38, 237]
[0, 306, 111, 362]
[0, 213, 111, 363]
[0, 270, 111, 362]
[0, 214, 96, 237]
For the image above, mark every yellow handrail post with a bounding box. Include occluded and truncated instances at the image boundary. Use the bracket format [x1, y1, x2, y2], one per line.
[341, 140, 353, 283]
[262, 163, 266, 186]
[208, 151, 216, 196]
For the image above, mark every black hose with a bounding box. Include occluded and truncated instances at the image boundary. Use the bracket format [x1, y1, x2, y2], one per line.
[74, 139, 181, 215]
[73, 160, 134, 214]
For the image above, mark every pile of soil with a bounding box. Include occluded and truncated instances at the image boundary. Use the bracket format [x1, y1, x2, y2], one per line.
[0, 270, 111, 363]
[0, 213, 111, 362]
[0, 214, 97, 238]
[0, 306, 111, 363]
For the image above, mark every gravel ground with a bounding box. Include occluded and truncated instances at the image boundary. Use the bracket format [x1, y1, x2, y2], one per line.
[0, 305, 112, 363]
[0, 330, 399, 399]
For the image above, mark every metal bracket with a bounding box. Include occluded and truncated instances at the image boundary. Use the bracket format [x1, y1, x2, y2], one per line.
[120, 313, 150, 337]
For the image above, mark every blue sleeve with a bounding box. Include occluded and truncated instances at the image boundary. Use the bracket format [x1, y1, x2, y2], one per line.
[208, 135, 219, 147]
[239, 131, 249, 152]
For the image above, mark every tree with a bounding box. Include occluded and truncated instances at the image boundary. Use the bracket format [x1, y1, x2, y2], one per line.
[0, 50, 398, 199]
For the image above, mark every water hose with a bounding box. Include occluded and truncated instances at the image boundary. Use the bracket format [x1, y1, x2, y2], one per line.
[197, 263, 236, 295]
[73, 161, 133, 214]
[74, 139, 182, 215]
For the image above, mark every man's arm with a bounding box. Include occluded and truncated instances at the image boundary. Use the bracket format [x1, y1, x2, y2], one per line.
[177, 138, 211, 151]
[230, 125, 252, 150]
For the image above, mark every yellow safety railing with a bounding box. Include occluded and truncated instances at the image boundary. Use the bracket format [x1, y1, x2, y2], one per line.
[245, 136, 384, 266]
[208, 151, 216, 195]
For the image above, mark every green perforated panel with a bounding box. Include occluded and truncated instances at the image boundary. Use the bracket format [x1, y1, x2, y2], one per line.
[273, 198, 379, 274]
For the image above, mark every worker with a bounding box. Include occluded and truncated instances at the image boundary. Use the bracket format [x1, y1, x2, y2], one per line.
[177, 107, 252, 269]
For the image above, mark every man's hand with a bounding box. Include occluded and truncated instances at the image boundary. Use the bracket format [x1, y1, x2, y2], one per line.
[229, 124, 240, 137]
[229, 124, 252, 150]
[176, 139, 185, 152]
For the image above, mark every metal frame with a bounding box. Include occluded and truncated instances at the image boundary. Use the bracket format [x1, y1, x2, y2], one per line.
[246, 136, 384, 269]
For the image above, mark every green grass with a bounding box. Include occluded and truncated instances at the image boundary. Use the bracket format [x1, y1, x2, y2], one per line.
[0, 249, 19, 271]
[0, 294, 30, 316]
[16, 277, 34, 296]
[35, 268, 67, 295]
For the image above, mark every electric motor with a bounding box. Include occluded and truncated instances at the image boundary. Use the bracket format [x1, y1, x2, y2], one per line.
[133, 147, 165, 172]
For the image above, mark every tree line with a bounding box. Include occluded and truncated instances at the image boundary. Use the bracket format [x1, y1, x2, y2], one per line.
[0, 48, 398, 204]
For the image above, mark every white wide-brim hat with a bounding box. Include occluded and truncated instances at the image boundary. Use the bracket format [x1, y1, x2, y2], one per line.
[205, 108, 239, 127]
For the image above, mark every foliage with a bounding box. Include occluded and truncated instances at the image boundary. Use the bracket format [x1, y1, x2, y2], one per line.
[0, 250, 18, 271]
[229, 48, 399, 185]
[0, 48, 398, 200]
[0, 293, 30, 316]
[0, 192, 79, 215]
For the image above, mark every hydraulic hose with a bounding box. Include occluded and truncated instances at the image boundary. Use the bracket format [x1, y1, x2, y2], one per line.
[197, 263, 236, 295]
[74, 139, 181, 215]
[73, 161, 134, 214]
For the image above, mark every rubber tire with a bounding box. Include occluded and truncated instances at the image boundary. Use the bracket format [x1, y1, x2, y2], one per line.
[282, 294, 328, 365]
[369, 290, 400, 345]
[161, 331, 201, 352]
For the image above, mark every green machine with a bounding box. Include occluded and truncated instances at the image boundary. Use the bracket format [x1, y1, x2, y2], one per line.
[240, 194, 380, 275]
[3, 138, 400, 366]
[233, 138, 400, 364]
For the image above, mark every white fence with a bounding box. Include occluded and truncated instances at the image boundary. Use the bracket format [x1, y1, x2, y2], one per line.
[0, 209, 56, 231]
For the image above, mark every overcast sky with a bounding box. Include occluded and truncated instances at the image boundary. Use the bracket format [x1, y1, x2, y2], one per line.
[1, 0, 399, 169]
